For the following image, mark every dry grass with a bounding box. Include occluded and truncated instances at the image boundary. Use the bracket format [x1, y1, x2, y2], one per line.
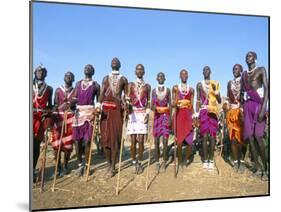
[32, 138, 268, 210]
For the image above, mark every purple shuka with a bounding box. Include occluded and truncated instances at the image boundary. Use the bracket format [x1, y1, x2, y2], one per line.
[152, 89, 170, 139]
[72, 80, 98, 142]
[242, 71, 266, 140]
[199, 91, 218, 138]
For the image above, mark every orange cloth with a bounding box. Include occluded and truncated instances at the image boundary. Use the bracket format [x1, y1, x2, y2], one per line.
[226, 108, 244, 144]
[156, 106, 169, 113]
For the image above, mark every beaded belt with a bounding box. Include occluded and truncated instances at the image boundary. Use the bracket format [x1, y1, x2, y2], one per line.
[132, 107, 146, 113]
[102, 101, 117, 110]
[33, 108, 47, 113]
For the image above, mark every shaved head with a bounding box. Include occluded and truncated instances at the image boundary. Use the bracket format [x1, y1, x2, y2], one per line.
[111, 57, 121, 70]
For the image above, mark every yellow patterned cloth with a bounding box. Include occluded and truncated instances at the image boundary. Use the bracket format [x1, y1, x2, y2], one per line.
[206, 80, 219, 116]
[177, 99, 192, 110]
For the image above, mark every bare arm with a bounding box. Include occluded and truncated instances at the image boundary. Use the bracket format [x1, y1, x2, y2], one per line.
[151, 89, 156, 112]
[167, 88, 172, 112]
[227, 81, 231, 100]
[214, 82, 222, 104]
[190, 87, 195, 114]
[146, 84, 151, 110]
[53, 88, 60, 110]
[98, 76, 108, 103]
[196, 82, 201, 113]
[93, 81, 100, 105]
[122, 77, 129, 107]
[71, 81, 79, 105]
[259, 67, 268, 119]
[126, 82, 132, 99]
[123, 77, 129, 98]
[168, 88, 172, 126]
[47, 86, 53, 110]
[240, 73, 245, 105]
[172, 85, 178, 108]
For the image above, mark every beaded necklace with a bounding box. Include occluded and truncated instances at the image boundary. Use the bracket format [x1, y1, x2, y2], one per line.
[107, 71, 122, 96]
[230, 77, 241, 102]
[201, 80, 211, 96]
[60, 85, 74, 99]
[247, 66, 258, 76]
[156, 85, 167, 101]
[134, 78, 146, 107]
[81, 79, 93, 91]
[178, 82, 190, 96]
[33, 81, 47, 98]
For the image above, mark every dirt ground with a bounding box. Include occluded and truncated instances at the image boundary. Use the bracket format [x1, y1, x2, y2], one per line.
[32, 137, 269, 211]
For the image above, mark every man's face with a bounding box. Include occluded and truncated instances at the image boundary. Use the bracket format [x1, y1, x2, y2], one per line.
[203, 66, 211, 78]
[246, 52, 256, 65]
[233, 65, 242, 78]
[35, 69, 46, 81]
[64, 72, 74, 84]
[111, 59, 120, 70]
[135, 65, 144, 78]
[84, 66, 94, 76]
[157, 73, 165, 84]
[180, 70, 188, 83]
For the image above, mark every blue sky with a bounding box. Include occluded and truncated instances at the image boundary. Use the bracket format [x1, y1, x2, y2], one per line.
[33, 2, 269, 97]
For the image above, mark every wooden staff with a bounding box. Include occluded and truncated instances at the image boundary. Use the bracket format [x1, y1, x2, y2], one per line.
[51, 110, 67, 192]
[85, 112, 99, 182]
[115, 109, 128, 196]
[145, 111, 154, 191]
[39, 128, 50, 192]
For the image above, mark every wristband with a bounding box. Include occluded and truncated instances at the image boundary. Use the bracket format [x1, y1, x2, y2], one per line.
[146, 108, 151, 115]
[95, 102, 101, 109]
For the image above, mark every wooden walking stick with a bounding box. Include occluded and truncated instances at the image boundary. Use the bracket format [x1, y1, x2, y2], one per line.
[51, 110, 67, 192]
[39, 128, 50, 192]
[85, 112, 99, 182]
[145, 111, 154, 191]
[116, 109, 128, 196]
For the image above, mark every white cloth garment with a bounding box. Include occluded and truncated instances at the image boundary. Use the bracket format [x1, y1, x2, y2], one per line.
[127, 107, 148, 135]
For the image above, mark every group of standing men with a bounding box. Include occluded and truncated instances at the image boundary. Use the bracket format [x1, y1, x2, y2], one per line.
[32, 51, 268, 182]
